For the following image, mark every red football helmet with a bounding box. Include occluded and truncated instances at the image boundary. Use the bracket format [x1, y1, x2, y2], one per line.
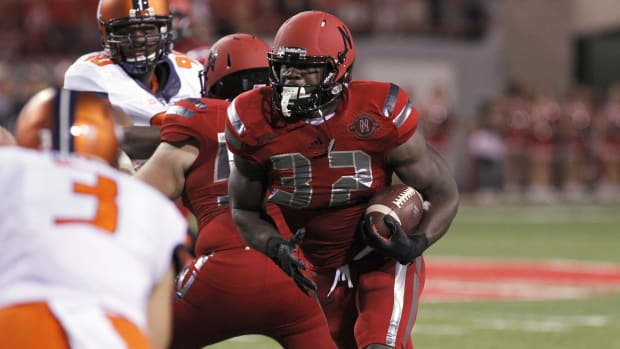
[268, 10, 356, 118]
[201, 33, 270, 100]
[97, 0, 173, 76]
[16, 88, 124, 167]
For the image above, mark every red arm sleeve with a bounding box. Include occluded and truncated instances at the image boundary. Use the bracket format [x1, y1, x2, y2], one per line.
[224, 97, 264, 166]
[160, 98, 225, 144]
[387, 84, 419, 145]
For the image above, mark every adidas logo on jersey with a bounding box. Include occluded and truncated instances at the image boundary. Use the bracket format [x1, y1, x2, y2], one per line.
[307, 137, 328, 158]
[310, 137, 324, 146]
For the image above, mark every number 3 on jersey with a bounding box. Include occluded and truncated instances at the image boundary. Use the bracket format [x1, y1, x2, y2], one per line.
[55, 175, 119, 233]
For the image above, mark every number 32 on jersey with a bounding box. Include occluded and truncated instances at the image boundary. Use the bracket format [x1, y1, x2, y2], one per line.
[269, 150, 372, 208]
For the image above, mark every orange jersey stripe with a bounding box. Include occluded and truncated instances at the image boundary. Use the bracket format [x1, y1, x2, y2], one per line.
[107, 314, 152, 349]
[0, 302, 70, 349]
[0, 302, 151, 349]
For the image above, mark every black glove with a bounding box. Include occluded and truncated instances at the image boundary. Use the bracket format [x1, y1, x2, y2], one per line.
[360, 215, 429, 265]
[265, 229, 317, 296]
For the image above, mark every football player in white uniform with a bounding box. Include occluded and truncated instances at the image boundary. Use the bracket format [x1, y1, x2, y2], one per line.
[0, 88, 187, 349]
[63, 0, 203, 159]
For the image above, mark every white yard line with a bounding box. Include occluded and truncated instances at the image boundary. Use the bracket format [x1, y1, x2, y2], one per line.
[426, 256, 620, 273]
[415, 314, 612, 335]
[424, 279, 619, 302]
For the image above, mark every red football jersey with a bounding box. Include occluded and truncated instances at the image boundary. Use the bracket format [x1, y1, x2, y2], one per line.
[164, 101, 335, 349]
[161, 98, 248, 252]
[226, 81, 419, 269]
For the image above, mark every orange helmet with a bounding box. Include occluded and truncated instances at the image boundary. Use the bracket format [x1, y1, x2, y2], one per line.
[97, 0, 173, 76]
[268, 11, 355, 117]
[201, 34, 270, 100]
[16, 88, 123, 167]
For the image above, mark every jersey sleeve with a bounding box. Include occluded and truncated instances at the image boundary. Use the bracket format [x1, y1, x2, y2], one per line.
[168, 51, 204, 90]
[224, 96, 263, 165]
[160, 98, 210, 144]
[385, 83, 419, 145]
[63, 54, 109, 94]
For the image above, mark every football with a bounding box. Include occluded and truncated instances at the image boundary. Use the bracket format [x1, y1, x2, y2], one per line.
[365, 184, 427, 238]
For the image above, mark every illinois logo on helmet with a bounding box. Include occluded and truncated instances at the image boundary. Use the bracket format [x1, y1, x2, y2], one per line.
[201, 33, 270, 100]
[15, 88, 125, 167]
[97, 0, 173, 76]
[268, 10, 356, 118]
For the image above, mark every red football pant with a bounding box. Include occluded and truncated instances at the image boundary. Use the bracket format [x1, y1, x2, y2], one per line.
[314, 254, 426, 349]
[171, 248, 336, 349]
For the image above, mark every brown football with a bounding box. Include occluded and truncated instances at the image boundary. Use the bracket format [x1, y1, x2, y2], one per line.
[365, 184, 426, 238]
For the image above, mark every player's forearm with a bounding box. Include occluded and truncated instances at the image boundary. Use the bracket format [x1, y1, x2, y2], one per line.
[416, 153, 459, 246]
[231, 207, 281, 255]
[135, 142, 196, 200]
[418, 189, 458, 246]
[228, 155, 277, 253]
[135, 161, 183, 200]
[121, 126, 161, 160]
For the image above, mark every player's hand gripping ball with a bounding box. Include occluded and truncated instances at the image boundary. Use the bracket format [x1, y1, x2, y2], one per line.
[364, 184, 427, 239]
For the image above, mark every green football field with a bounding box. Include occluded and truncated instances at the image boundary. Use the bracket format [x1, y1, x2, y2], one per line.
[203, 203, 620, 349]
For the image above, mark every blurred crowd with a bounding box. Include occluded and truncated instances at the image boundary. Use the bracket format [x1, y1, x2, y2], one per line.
[0, 0, 489, 60]
[0, 0, 489, 130]
[207, 0, 488, 40]
[460, 82, 620, 204]
[14, 0, 620, 204]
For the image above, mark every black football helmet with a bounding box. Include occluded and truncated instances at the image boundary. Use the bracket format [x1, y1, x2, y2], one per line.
[268, 11, 356, 118]
[97, 0, 173, 77]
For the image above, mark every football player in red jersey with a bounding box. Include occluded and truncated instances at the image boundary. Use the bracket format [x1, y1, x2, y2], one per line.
[226, 11, 459, 349]
[135, 34, 336, 348]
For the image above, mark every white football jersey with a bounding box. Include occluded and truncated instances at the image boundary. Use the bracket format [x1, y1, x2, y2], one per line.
[63, 51, 203, 126]
[0, 148, 186, 344]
